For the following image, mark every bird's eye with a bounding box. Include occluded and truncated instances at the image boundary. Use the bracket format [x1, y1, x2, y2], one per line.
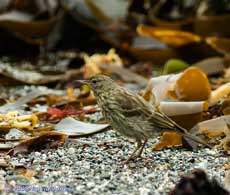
[92, 79, 97, 84]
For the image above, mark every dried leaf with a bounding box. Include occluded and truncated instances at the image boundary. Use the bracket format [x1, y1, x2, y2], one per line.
[137, 24, 201, 47]
[47, 106, 97, 119]
[10, 132, 68, 155]
[152, 132, 182, 151]
[54, 117, 109, 136]
[222, 98, 230, 115]
[0, 111, 38, 130]
[215, 124, 230, 151]
[83, 49, 123, 78]
[206, 37, 230, 56]
[16, 168, 37, 179]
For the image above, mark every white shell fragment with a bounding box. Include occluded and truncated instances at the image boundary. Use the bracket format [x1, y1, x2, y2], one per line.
[54, 117, 109, 136]
[146, 73, 181, 105]
[159, 101, 207, 116]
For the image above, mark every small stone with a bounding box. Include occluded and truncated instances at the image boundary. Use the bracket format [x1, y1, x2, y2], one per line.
[34, 152, 41, 157]
[57, 150, 64, 157]
[52, 171, 61, 177]
[214, 158, 219, 163]
[0, 159, 8, 167]
[9, 180, 16, 187]
[19, 158, 26, 164]
[68, 147, 75, 155]
[101, 172, 111, 179]
[188, 158, 195, 163]
[41, 154, 47, 160]
[195, 160, 208, 170]
[206, 149, 216, 156]
[4, 155, 10, 161]
[86, 181, 95, 188]
[0, 170, 6, 176]
[0, 184, 5, 191]
[139, 187, 151, 195]
[129, 163, 136, 168]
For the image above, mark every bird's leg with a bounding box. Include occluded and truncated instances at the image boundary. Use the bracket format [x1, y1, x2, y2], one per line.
[124, 140, 142, 164]
[136, 139, 148, 158]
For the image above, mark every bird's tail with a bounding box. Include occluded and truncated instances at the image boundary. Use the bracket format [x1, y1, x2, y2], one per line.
[173, 120, 211, 149]
[156, 111, 211, 149]
[181, 130, 211, 149]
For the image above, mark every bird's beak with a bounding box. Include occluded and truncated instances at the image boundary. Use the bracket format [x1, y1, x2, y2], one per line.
[71, 80, 89, 87]
[77, 80, 88, 84]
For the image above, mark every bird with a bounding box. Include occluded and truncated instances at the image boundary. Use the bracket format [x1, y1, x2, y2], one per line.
[78, 74, 210, 163]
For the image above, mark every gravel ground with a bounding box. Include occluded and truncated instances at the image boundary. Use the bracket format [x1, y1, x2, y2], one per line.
[0, 129, 229, 195]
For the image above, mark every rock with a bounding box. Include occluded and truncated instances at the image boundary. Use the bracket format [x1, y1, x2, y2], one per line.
[0, 159, 8, 167]
[57, 150, 64, 157]
[86, 181, 95, 188]
[195, 160, 208, 170]
[68, 147, 75, 155]
[34, 152, 41, 157]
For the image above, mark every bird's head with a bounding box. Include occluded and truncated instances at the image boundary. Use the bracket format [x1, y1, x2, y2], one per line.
[78, 75, 116, 96]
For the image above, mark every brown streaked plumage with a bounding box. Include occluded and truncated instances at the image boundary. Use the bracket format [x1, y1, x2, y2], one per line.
[80, 75, 210, 163]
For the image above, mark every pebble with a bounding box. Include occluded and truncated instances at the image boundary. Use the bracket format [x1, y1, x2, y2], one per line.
[57, 150, 64, 157]
[0, 170, 6, 176]
[41, 154, 47, 160]
[4, 155, 10, 161]
[8, 180, 16, 187]
[67, 147, 75, 155]
[0, 159, 8, 167]
[19, 158, 26, 164]
[34, 152, 41, 156]
[87, 181, 95, 188]
[206, 149, 217, 156]
[196, 160, 208, 170]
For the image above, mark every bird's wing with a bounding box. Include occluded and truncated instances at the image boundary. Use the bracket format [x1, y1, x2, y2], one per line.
[149, 111, 178, 131]
[114, 89, 179, 132]
[114, 89, 153, 117]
